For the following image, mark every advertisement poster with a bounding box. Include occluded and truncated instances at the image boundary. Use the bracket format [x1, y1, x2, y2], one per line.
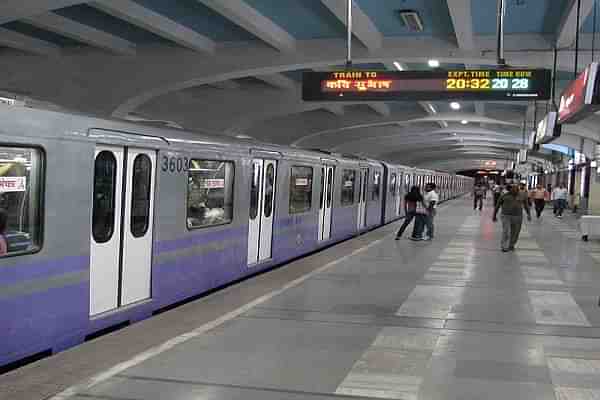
[0, 176, 26, 193]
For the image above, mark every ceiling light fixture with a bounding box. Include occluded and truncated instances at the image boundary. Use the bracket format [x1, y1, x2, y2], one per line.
[450, 102, 461, 110]
[393, 61, 404, 71]
[461, 120, 468, 124]
[398, 10, 424, 32]
[428, 59, 440, 68]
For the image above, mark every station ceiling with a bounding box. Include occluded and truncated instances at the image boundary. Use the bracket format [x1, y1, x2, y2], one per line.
[1, 0, 599, 172]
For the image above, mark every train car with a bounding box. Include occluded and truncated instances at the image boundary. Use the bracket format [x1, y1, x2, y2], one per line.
[0, 105, 471, 369]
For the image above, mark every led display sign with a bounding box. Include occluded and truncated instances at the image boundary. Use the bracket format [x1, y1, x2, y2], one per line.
[303, 69, 551, 101]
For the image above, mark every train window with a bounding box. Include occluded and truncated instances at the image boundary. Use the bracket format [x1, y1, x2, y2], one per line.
[264, 163, 275, 218]
[319, 167, 325, 210]
[93, 151, 117, 243]
[289, 166, 313, 214]
[0, 146, 43, 257]
[250, 163, 260, 220]
[341, 169, 356, 206]
[371, 171, 381, 201]
[390, 173, 397, 194]
[131, 154, 152, 238]
[326, 167, 334, 208]
[187, 160, 235, 229]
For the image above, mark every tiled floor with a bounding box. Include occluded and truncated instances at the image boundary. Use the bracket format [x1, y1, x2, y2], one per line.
[9, 198, 600, 400]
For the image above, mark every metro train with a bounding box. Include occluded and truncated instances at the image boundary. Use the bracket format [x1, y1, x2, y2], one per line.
[0, 106, 471, 369]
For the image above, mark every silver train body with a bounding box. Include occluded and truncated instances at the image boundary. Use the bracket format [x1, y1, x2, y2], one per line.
[0, 106, 472, 368]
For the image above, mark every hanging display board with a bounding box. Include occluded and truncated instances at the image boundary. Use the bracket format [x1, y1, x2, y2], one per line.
[302, 69, 552, 101]
[558, 62, 600, 124]
[535, 111, 561, 144]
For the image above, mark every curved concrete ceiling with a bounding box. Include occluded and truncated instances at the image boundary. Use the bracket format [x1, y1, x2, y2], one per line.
[0, 0, 598, 172]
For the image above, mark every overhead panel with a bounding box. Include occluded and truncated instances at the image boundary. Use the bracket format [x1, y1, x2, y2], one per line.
[303, 69, 552, 101]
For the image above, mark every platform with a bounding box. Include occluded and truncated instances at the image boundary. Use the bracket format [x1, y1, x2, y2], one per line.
[4, 197, 600, 400]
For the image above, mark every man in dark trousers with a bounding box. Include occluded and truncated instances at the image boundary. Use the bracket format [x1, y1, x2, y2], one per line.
[493, 183, 531, 252]
[473, 182, 485, 211]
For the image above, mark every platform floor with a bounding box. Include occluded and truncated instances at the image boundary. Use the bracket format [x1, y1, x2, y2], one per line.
[4, 197, 600, 400]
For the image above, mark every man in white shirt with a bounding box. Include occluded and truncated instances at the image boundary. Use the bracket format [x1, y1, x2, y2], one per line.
[423, 182, 439, 240]
[553, 183, 568, 218]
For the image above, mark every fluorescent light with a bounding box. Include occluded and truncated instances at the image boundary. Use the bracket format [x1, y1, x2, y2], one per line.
[428, 103, 437, 113]
[393, 61, 404, 71]
[428, 59, 440, 68]
[450, 102, 461, 110]
[461, 120, 468, 124]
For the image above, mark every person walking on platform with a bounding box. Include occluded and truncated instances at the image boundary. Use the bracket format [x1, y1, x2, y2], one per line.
[554, 183, 568, 218]
[395, 186, 423, 240]
[492, 182, 502, 207]
[473, 182, 485, 211]
[531, 183, 547, 219]
[493, 183, 531, 252]
[423, 182, 439, 240]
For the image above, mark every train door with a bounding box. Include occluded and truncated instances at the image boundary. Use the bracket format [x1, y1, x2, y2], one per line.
[318, 165, 334, 241]
[248, 159, 277, 265]
[357, 168, 368, 230]
[90, 146, 156, 316]
[395, 172, 402, 216]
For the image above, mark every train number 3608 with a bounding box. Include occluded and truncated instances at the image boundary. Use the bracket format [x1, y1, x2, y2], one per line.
[161, 155, 189, 173]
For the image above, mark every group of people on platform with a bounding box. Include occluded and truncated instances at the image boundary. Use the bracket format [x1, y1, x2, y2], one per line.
[471, 180, 571, 252]
[394, 182, 439, 241]
[472, 181, 570, 219]
[392, 178, 574, 252]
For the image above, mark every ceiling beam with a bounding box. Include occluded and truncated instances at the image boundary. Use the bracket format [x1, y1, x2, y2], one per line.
[0, 27, 61, 56]
[323, 104, 345, 116]
[210, 80, 241, 90]
[556, 0, 595, 48]
[366, 103, 391, 117]
[0, 0, 89, 25]
[197, 0, 296, 52]
[91, 0, 215, 54]
[446, 0, 475, 50]
[320, 0, 382, 50]
[25, 12, 136, 55]
[254, 73, 297, 90]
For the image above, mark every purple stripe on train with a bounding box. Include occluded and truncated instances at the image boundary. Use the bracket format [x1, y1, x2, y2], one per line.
[0, 254, 88, 286]
[0, 282, 88, 366]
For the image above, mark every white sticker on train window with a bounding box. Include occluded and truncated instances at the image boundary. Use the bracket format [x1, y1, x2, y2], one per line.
[0, 176, 26, 192]
[344, 180, 353, 187]
[295, 178, 309, 186]
[198, 178, 225, 189]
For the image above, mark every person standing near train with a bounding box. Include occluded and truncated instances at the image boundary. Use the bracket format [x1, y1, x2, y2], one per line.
[395, 186, 423, 240]
[423, 182, 439, 241]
